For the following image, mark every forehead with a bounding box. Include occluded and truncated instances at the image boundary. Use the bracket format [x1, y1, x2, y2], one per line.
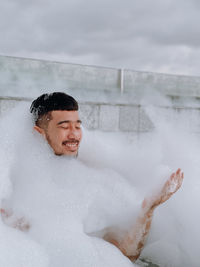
[51, 110, 80, 123]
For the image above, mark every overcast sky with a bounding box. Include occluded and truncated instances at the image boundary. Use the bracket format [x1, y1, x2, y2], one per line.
[1, 0, 200, 76]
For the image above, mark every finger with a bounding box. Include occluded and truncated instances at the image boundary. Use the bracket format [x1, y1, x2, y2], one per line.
[169, 173, 175, 182]
[180, 173, 184, 185]
[177, 172, 184, 183]
[176, 174, 184, 190]
[176, 168, 181, 176]
[170, 173, 175, 179]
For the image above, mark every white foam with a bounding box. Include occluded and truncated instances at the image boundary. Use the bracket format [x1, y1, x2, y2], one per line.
[0, 103, 200, 266]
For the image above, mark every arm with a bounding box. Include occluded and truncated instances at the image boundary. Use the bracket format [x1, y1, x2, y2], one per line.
[104, 168, 184, 261]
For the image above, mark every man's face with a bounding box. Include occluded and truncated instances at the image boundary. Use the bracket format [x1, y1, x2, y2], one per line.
[42, 110, 82, 156]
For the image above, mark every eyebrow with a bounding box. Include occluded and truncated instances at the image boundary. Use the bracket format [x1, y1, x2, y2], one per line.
[57, 120, 82, 125]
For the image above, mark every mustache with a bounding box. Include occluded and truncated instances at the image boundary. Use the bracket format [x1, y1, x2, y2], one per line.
[62, 140, 79, 145]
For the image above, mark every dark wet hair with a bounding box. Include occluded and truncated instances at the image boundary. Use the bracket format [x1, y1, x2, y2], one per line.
[30, 92, 79, 125]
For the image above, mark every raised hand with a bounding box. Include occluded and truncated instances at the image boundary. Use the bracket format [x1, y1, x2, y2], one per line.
[158, 168, 183, 203]
[144, 168, 184, 211]
[105, 168, 184, 261]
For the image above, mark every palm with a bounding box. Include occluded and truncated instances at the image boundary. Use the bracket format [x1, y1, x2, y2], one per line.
[155, 168, 184, 206]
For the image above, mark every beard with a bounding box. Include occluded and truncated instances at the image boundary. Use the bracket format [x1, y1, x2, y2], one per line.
[45, 133, 78, 157]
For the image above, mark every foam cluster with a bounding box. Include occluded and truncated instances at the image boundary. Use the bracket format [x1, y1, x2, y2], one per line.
[0, 103, 199, 267]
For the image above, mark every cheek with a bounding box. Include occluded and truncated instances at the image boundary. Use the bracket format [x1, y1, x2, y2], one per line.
[48, 129, 65, 143]
[78, 130, 83, 140]
[57, 130, 68, 141]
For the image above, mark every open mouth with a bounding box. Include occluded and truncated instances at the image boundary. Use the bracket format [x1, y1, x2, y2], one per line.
[62, 140, 79, 150]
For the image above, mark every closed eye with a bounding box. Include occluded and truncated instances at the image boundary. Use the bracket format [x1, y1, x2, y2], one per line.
[59, 126, 69, 129]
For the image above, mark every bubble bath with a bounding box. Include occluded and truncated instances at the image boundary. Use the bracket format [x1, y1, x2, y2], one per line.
[0, 103, 200, 267]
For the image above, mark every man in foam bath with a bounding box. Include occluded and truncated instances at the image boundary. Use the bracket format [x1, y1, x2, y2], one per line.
[28, 92, 184, 263]
[1, 92, 183, 265]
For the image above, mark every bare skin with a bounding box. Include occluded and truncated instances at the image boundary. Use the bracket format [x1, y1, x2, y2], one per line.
[34, 110, 82, 156]
[104, 168, 184, 261]
[0, 208, 30, 232]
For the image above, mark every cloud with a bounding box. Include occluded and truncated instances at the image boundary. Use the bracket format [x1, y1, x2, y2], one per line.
[1, 0, 200, 75]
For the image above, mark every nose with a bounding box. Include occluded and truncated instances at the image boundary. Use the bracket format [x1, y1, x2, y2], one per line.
[68, 125, 80, 139]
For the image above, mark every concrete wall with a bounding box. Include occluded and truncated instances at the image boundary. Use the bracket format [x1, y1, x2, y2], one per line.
[1, 55, 200, 133]
[0, 97, 154, 133]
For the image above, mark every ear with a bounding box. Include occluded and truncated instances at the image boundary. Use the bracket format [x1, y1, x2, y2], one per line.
[34, 126, 46, 139]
